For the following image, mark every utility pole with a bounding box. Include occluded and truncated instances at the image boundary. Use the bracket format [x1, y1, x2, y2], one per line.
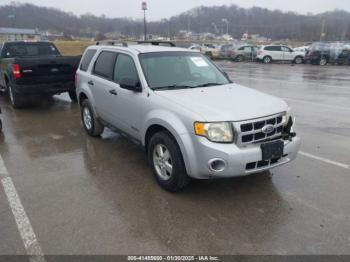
[320, 19, 326, 41]
[341, 24, 348, 41]
[142, 1, 148, 40]
[8, 14, 16, 28]
[222, 19, 229, 35]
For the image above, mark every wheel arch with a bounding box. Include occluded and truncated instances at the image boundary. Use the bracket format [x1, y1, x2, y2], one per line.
[142, 116, 194, 176]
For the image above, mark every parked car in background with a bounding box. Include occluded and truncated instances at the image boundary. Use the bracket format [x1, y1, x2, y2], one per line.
[188, 44, 201, 52]
[0, 41, 81, 108]
[293, 45, 309, 56]
[76, 42, 301, 191]
[229, 45, 259, 62]
[198, 44, 221, 59]
[305, 42, 350, 66]
[257, 45, 304, 64]
[219, 44, 236, 58]
[335, 48, 350, 65]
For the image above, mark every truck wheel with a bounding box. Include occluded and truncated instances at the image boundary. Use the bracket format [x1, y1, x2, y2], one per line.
[294, 56, 303, 64]
[205, 52, 213, 59]
[235, 55, 244, 62]
[319, 58, 328, 66]
[68, 90, 78, 103]
[8, 85, 23, 109]
[80, 99, 104, 137]
[263, 56, 272, 64]
[148, 131, 191, 192]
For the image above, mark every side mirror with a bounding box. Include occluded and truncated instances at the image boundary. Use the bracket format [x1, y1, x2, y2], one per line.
[119, 77, 142, 92]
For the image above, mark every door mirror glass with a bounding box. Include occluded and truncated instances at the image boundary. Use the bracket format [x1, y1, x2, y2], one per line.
[119, 77, 142, 92]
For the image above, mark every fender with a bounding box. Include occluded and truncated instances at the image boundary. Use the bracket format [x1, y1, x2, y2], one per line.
[76, 84, 98, 117]
[141, 109, 196, 175]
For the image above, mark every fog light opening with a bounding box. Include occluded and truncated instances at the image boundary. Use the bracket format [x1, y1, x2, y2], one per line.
[208, 159, 226, 172]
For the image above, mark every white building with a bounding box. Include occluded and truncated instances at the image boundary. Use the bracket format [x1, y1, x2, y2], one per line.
[0, 27, 41, 42]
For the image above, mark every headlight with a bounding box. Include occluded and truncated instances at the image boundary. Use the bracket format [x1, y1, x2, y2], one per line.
[194, 122, 234, 143]
[282, 107, 292, 126]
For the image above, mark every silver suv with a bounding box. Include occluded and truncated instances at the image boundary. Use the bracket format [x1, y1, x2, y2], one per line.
[76, 42, 301, 191]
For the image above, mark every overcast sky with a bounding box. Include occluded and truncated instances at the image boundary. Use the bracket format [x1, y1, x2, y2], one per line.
[2, 0, 349, 20]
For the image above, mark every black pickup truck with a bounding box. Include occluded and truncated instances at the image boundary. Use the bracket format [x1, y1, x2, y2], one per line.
[0, 41, 81, 108]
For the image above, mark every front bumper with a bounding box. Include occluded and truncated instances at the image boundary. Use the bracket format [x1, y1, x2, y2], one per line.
[181, 134, 301, 179]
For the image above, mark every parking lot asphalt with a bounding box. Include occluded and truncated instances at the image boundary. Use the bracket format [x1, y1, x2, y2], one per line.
[0, 62, 349, 256]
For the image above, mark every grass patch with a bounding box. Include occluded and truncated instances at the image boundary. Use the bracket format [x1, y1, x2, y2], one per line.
[54, 41, 94, 56]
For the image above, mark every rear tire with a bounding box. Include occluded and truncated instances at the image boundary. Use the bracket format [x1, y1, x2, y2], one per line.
[263, 56, 272, 64]
[8, 85, 24, 109]
[319, 57, 328, 66]
[81, 99, 104, 137]
[148, 131, 191, 192]
[205, 52, 213, 59]
[68, 90, 78, 103]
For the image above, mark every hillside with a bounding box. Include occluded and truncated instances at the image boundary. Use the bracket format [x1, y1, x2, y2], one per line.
[0, 3, 349, 41]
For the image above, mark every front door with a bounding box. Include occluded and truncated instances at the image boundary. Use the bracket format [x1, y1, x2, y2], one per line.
[109, 53, 145, 139]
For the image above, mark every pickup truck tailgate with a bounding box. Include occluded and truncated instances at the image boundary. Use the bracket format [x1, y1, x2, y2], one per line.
[13, 56, 81, 85]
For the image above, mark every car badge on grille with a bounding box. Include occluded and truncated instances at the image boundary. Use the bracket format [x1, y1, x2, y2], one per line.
[262, 124, 275, 134]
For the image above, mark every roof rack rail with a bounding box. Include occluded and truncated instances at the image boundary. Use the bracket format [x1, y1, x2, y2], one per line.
[96, 40, 128, 47]
[137, 41, 176, 47]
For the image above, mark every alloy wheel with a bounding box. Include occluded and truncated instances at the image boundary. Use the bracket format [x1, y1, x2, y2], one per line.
[153, 144, 173, 181]
[83, 106, 92, 130]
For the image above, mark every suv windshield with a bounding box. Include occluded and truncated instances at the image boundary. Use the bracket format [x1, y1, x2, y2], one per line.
[139, 52, 230, 90]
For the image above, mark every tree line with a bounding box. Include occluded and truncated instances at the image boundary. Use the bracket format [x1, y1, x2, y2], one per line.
[0, 3, 349, 41]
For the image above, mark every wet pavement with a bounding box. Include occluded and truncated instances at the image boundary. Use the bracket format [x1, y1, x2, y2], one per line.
[0, 63, 349, 255]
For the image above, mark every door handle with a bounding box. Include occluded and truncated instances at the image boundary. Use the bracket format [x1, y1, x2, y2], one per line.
[109, 89, 118, 96]
[88, 80, 94, 86]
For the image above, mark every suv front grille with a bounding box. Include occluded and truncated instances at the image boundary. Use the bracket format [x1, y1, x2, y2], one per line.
[233, 113, 285, 146]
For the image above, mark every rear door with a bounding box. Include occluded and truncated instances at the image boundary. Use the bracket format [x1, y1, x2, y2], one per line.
[89, 50, 118, 123]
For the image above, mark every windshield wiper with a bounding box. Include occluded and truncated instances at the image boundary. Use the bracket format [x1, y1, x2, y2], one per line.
[191, 83, 225, 88]
[152, 83, 225, 91]
[152, 85, 194, 91]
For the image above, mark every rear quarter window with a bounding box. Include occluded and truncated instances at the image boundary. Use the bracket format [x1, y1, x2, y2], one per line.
[80, 49, 97, 72]
[93, 51, 117, 79]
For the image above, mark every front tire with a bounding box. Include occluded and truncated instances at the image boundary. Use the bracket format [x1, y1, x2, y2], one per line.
[148, 131, 191, 192]
[80, 99, 104, 137]
[294, 56, 303, 64]
[8, 85, 23, 109]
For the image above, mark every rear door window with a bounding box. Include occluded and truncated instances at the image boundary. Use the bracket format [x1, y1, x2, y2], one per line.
[80, 49, 97, 72]
[265, 46, 282, 51]
[93, 51, 117, 79]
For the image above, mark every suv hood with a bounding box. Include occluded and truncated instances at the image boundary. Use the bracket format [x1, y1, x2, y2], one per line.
[155, 84, 288, 122]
